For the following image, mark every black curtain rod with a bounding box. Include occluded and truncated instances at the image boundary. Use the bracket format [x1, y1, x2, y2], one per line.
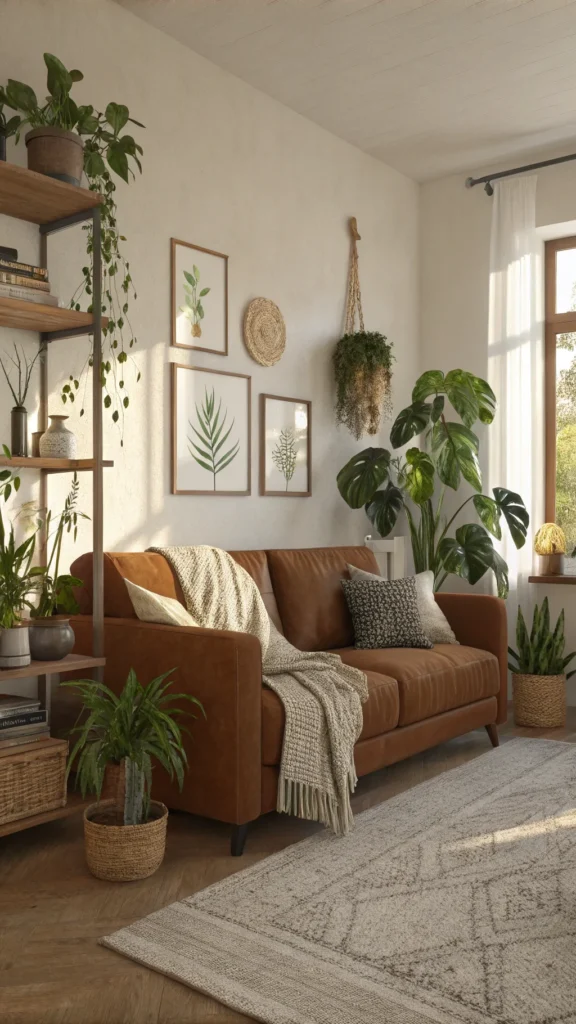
[465, 151, 576, 195]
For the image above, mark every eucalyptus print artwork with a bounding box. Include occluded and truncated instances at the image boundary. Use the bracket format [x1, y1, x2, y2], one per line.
[171, 238, 228, 355]
[260, 394, 311, 497]
[172, 364, 250, 495]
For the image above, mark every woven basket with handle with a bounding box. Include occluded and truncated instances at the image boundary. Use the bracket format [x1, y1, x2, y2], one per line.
[83, 799, 168, 881]
[512, 673, 566, 728]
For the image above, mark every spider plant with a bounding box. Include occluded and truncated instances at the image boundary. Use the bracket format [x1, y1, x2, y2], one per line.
[0, 507, 45, 629]
[64, 669, 204, 825]
[29, 473, 88, 618]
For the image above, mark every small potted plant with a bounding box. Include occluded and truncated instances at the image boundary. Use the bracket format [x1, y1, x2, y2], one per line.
[64, 668, 204, 882]
[0, 343, 41, 458]
[28, 474, 87, 661]
[0, 506, 45, 669]
[508, 597, 576, 728]
[534, 522, 566, 576]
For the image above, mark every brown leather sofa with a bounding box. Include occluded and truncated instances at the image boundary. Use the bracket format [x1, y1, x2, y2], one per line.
[59, 545, 508, 855]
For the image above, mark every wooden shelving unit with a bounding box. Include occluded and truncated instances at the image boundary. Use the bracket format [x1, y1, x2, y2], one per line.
[0, 161, 107, 837]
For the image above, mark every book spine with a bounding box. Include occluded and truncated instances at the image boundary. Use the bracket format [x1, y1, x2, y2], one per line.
[0, 732, 50, 749]
[0, 284, 58, 306]
[0, 704, 41, 719]
[0, 259, 48, 279]
[0, 711, 47, 730]
[0, 272, 50, 291]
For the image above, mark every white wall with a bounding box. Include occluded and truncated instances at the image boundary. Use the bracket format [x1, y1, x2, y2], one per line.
[0, 0, 419, 577]
[421, 151, 576, 702]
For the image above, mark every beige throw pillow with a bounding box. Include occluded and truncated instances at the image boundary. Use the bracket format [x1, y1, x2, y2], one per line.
[346, 564, 458, 645]
[125, 578, 197, 627]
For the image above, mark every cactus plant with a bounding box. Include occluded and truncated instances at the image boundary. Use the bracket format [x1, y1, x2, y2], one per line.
[64, 668, 204, 825]
[508, 598, 576, 677]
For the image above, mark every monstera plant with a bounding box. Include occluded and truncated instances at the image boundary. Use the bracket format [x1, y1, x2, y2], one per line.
[337, 368, 529, 597]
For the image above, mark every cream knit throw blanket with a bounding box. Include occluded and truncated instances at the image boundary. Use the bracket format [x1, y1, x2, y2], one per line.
[150, 546, 368, 835]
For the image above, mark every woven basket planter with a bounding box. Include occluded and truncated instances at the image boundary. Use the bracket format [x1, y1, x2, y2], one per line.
[83, 799, 168, 882]
[512, 673, 566, 728]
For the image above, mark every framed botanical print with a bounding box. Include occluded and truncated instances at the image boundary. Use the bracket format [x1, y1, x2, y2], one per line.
[171, 238, 228, 354]
[259, 394, 311, 496]
[172, 364, 251, 495]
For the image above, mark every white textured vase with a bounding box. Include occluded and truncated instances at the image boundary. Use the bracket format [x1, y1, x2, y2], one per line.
[39, 415, 77, 458]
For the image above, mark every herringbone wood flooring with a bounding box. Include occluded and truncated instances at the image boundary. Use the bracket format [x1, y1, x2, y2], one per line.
[2, 710, 575, 1024]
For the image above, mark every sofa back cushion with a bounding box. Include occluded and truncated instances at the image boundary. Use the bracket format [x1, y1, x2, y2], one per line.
[266, 546, 380, 651]
[72, 549, 283, 631]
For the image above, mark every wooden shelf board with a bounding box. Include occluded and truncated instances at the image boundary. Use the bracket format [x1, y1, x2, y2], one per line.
[0, 653, 106, 683]
[0, 162, 102, 225]
[528, 575, 576, 585]
[0, 296, 107, 335]
[0, 790, 87, 839]
[0, 457, 113, 473]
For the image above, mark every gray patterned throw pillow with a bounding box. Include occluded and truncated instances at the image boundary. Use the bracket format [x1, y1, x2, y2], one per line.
[341, 577, 434, 650]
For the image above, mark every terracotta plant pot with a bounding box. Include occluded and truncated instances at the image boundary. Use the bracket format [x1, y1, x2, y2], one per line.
[538, 553, 564, 576]
[25, 127, 84, 187]
[83, 799, 168, 882]
[29, 617, 75, 661]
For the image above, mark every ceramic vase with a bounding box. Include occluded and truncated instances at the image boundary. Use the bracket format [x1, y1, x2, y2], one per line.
[39, 416, 77, 459]
[0, 625, 31, 669]
[10, 406, 28, 457]
[29, 618, 75, 662]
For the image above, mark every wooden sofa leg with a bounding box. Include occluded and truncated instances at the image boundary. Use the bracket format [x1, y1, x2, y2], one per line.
[231, 823, 249, 857]
[485, 724, 500, 748]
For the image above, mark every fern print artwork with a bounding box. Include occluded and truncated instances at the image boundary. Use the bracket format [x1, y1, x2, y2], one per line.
[188, 388, 239, 491]
[261, 395, 311, 497]
[180, 265, 210, 338]
[272, 428, 299, 490]
[172, 239, 228, 354]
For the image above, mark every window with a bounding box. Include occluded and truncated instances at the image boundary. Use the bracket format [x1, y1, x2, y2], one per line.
[545, 236, 576, 554]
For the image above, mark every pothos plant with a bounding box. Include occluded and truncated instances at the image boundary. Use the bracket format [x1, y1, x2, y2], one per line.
[2, 53, 144, 441]
[337, 369, 529, 598]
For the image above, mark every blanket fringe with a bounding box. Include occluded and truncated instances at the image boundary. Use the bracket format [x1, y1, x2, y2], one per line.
[278, 770, 359, 836]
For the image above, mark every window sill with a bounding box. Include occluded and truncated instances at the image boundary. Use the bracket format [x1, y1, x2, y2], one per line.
[528, 575, 576, 585]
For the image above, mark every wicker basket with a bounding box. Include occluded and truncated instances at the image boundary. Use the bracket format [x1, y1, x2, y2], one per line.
[512, 673, 566, 728]
[83, 799, 168, 882]
[0, 738, 67, 826]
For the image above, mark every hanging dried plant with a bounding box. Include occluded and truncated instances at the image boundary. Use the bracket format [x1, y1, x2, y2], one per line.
[333, 331, 394, 440]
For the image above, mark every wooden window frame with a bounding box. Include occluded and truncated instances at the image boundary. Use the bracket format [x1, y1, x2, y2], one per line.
[544, 236, 576, 520]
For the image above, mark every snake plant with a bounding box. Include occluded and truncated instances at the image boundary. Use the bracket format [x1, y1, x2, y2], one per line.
[508, 598, 576, 678]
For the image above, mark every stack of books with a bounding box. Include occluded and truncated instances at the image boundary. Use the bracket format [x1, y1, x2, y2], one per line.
[0, 244, 59, 307]
[0, 694, 49, 749]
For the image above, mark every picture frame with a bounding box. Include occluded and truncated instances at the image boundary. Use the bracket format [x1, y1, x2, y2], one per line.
[172, 363, 251, 495]
[259, 394, 311, 497]
[171, 237, 228, 355]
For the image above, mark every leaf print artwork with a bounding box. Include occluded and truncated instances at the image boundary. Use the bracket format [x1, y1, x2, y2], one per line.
[271, 428, 299, 491]
[180, 264, 210, 338]
[188, 388, 240, 490]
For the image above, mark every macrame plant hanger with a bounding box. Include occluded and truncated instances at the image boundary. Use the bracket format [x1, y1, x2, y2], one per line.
[344, 216, 365, 335]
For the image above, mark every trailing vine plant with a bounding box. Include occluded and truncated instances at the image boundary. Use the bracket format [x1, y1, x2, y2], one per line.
[333, 331, 394, 440]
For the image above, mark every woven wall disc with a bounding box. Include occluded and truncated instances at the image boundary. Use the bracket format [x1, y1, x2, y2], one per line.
[243, 297, 286, 366]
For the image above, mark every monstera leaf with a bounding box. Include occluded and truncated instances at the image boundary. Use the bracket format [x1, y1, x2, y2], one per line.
[411, 369, 495, 429]
[432, 421, 481, 491]
[493, 487, 529, 548]
[490, 549, 509, 599]
[390, 401, 432, 449]
[401, 448, 435, 504]
[438, 524, 496, 586]
[443, 370, 480, 428]
[472, 494, 502, 540]
[337, 447, 390, 509]
[365, 483, 404, 537]
[412, 370, 446, 403]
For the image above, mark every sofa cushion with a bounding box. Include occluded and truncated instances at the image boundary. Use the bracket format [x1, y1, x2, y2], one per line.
[261, 669, 399, 766]
[228, 550, 283, 632]
[266, 546, 380, 651]
[71, 551, 184, 617]
[333, 645, 499, 726]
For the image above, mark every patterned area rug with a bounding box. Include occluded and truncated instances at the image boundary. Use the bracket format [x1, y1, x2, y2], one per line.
[103, 740, 576, 1024]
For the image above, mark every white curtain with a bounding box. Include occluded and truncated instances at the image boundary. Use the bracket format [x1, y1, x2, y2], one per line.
[488, 175, 544, 632]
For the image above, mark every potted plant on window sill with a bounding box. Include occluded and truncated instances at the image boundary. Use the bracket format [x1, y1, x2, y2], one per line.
[508, 597, 576, 728]
[64, 668, 204, 882]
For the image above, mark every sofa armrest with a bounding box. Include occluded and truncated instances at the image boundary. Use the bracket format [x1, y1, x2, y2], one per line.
[58, 616, 263, 825]
[434, 593, 508, 724]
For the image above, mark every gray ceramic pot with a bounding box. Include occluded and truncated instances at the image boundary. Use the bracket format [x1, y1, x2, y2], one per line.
[29, 618, 75, 662]
[0, 625, 31, 668]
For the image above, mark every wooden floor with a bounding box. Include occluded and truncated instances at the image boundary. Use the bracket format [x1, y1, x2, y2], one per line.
[2, 710, 576, 1024]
